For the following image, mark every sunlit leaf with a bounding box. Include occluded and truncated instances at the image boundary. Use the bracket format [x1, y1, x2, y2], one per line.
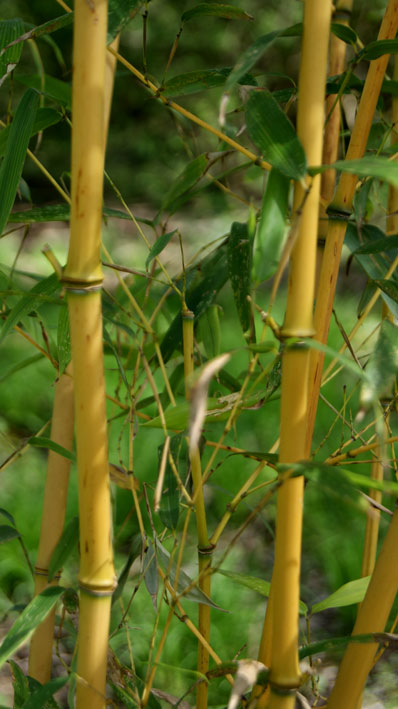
[48, 516, 79, 582]
[310, 156, 398, 186]
[0, 587, 64, 669]
[182, 3, 253, 23]
[0, 88, 39, 237]
[246, 90, 306, 180]
[253, 168, 290, 283]
[311, 576, 371, 615]
[163, 67, 256, 97]
[9, 203, 151, 224]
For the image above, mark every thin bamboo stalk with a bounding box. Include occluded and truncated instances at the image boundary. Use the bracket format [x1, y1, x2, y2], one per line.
[182, 309, 213, 709]
[305, 0, 398, 455]
[28, 366, 74, 683]
[63, 1, 115, 706]
[327, 509, 398, 708]
[261, 3, 332, 707]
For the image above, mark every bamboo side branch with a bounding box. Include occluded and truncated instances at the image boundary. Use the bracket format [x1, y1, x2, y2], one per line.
[28, 367, 74, 683]
[305, 0, 398, 455]
[63, 2, 115, 707]
[262, 2, 332, 707]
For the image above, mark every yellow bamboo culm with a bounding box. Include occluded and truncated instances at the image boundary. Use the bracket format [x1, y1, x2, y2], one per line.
[262, 3, 332, 708]
[63, 2, 115, 707]
[28, 367, 74, 683]
[328, 509, 398, 708]
[305, 0, 398, 454]
[182, 309, 212, 709]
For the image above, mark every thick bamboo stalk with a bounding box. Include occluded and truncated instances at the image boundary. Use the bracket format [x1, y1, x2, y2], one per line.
[28, 367, 74, 683]
[63, 2, 115, 707]
[263, 2, 332, 707]
[182, 309, 213, 709]
[305, 0, 398, 455]
[327, 509, 398, 708]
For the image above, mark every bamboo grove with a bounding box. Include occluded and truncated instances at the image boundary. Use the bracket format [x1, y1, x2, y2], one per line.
[2, 1, 398, 708]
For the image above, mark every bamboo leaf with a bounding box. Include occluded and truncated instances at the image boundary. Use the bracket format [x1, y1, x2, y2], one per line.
[9, 659, 29, 708]
[373, 278, 398, 303]
[246, 91, 307, 180]
[16, 74, 71, 108]
[22, 676, 68, 708]
[108, 0, 142, 42]
[310, 156, 398, 187]
[48, 517, 79, 582]
[163, 67, 257, 97]
[158, 434, 182, 529]
[352, 233, 398, 255]
[227, 222, 252, 336]
[0, 19, 24, 84]
[217, 569, 308, 615]
[299, 632, 398, 660]
[146, 230, 177, 269]
[144, 539, 159, 610]
[182, 4, 253, 23]
[0, 272, 60, 345]
[330, 22, 358, 46]
[103, 326, 130, 394]
[57, 306, 71, 375]
[162, 154, 209, 212]
[0, 88, 39, 237]
[0, 587, 64, 669]
[0, 108, 62, 158]
[360, 38, 398, 61]
[29, 436, 75, 462]
[0, 508, 16, 526]
[225, 31, 281, 91]
[311, 576, 371, 615]
[253, 168, 290, 283]
[0, 525, 21, 543]
[9, 204, 151, 224]
[197, 304, 221, 359]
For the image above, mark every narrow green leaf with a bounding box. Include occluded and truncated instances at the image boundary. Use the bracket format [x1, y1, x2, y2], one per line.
[299, 632, 397, 660]
[9, 204, 151, 224]
[0, 587, 64, 669]
[246, 91, 307, 180]
[108, 0, 142, 43]
[22, 676, 68, 709]
[310, 156, 398, 187]
[158, 434, 182, 530]
[0, 354, 41, 385]
[0, 108, 62, 159]
[29, 436, 75, 462]
[360, 319, 398, 408]
[311, 576, 370, 615]
[352, 233, 398, 255]
[0, 272, 60, 345]
[144, 539, 159, 608]
[218, 569, 307, 614]
[57, 306, 71, 375]
[47, 517, 79, 582]
[164, 67, 256, 97]
[16, 74, 71, 108]
[330, 22, 358, 46]
[108, 682, 137, 708]
[225, 30, 281, 91]
[0, 508, 16, 526]
[182, 3, 253, 23]
[112, 535, 142, 606]
[227, 221, 252, 335]
[373, 278, 398, 303]
[0, 525, 21, 543]
[162, 154, 209, 212]
[247, 341, 278, 354]
[146, 230, 177, 269]
[253, 168, 290, 283]
[0, 88, 39, 237]
[155, 538, 227, 611]
[360, 38, 398, 61]
[9, 660, 29, 709]
[0, 19, 24, 82]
